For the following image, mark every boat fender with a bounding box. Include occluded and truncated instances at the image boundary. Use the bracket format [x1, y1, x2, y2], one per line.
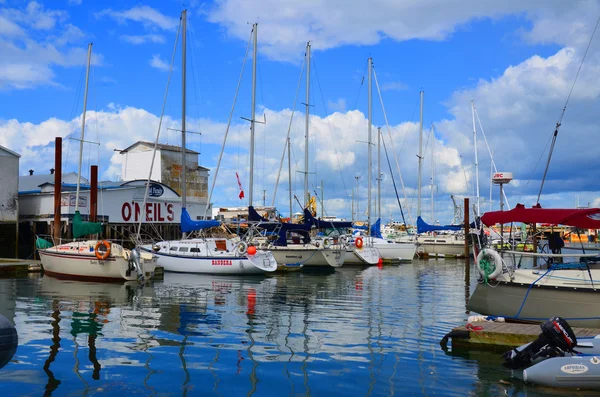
[476, 248, 503, 279]
[323, 238, 331, 248]
[0, 314, 18, 370]
[94, 240, 111, 261]
[355, 237, 364, 249]
[439, 329, 470, 350]
[237, 242, 248, 256]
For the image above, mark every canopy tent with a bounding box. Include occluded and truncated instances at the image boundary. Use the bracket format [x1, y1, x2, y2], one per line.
[480, 203, 600, 230]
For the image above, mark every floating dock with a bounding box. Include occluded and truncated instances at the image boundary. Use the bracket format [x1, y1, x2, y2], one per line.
[448, 321, 600, 350]
[0, 259, 42, 275]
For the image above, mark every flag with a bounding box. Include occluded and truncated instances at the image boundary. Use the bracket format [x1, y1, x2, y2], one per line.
[236, 172, 245, 200]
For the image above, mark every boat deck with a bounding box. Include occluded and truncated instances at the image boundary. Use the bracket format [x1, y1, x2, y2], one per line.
[448, 321, 600, 350]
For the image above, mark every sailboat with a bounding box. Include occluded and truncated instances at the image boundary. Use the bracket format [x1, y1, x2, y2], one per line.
[248, 42, 346, 269]
[141, 13, 277, 274]
[38, 44, 156, 281]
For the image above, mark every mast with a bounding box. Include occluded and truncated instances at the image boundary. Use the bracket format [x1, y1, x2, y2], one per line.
[249, 23, 258, 207]
[417, 91, 423, 218]
[367, 57, 372, 232]
[288, 137, 292, 220]
[181, 10, 188, 238]
[430, 124, 434, 222]
[75, 43, 92, 213]
[304, 42, 311, 208]
[471, 100, 480, 216]
[377, 126, 381, 220]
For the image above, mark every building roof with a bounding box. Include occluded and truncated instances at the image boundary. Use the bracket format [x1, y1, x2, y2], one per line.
[19, 172, 88, 192]
[119, 141, 199, 154]
[0, 145, 21, 158]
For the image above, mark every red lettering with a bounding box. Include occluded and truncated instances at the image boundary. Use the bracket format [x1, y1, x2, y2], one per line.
[157, 203, 165, 221]
[122, 203, 131, 221]
[167, 203, 174, 221]
[145, 203, 152, 221]
[134, 202, 140, 222]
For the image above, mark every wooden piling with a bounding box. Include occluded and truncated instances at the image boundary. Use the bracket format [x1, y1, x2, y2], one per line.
[53, 137, 62, 244]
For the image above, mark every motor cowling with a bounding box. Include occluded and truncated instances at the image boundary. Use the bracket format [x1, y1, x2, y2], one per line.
[502, 317, 577, 370]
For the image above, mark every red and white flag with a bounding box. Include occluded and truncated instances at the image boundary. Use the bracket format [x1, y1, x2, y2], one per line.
[236, 172, 245, 199]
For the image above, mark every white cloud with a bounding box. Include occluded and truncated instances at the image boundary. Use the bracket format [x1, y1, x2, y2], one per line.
[96, 6, 179, 31]
[149, 54, 170, 71]
[206, 0, 599, 61]
[121, 34, 165, 45]
[381, 81, 407, 91]
[326, 98, 346, 112]
[68, 0, 82, 5]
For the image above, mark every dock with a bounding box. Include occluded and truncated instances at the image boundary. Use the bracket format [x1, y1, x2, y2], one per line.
[448, 321, 600, 350]
[0, 259, 42, 275]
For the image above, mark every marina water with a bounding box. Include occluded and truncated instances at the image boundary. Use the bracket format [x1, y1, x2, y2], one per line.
[0, 259, 596, 396]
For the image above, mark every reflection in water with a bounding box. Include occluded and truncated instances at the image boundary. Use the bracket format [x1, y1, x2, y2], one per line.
[4, 262, 600, 396]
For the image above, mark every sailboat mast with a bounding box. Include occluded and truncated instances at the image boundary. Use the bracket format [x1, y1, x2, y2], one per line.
[417, 91, 423, 218]
[75, 43, 92, 213]
[288, 137, 292, 220]
[378, 126, 381, 220]
[471, 100, 480, 216]
[367, 57, 372, 232]
[249, 23, 258, 206]
[181, 10, 188, 238]
[304, 42, 311, 208]
[430, 124, 434, 222]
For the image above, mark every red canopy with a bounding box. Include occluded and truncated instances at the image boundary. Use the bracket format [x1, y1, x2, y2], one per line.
[481, 204, 600, 229]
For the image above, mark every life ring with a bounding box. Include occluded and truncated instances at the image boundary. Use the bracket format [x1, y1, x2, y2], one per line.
[94, 240, 111, 260]
[355, 237, 364, 249]
[323, 238, 331, 248]
[476, 248, 503, 279]
[237, 241, 248, 256]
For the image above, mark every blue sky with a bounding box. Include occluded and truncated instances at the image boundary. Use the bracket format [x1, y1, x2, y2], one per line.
[2, 0, 600, 223]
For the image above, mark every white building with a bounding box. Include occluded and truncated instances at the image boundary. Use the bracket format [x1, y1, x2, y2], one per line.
[0, 145, 19, 258]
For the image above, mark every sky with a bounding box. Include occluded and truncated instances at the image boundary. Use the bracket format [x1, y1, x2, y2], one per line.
[1, 0, 600, 224]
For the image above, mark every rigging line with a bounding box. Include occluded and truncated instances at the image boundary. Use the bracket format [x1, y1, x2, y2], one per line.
[373, 68, 413, 225]
[381, 128, 406, 225]
[538, 15, 600, 203]
[203, 27, 253, 219]
[136, 15, 182, 243]
[352, 61, 367, 111]
[312, 57, 351, 200]
[272, 55, 305, 205]
[526, 133, 554, 185]
[473, 104, 511, 209]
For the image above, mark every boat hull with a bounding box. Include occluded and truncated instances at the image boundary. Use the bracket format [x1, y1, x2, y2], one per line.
[417, 237, 469, 258]
[269, 246, 345, 268]
[372, 240, 416, 261]
[344, 247, 380, 265]
[39, 242, 154, 281]
[467, 280, 600, 328]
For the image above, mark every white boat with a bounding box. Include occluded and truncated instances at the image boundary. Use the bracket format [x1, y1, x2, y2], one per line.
[416, 233, 469, 258]
[37, 44, 156, 282]
[467, 205, 600, 327]
[142, 238, 276, 274]
[255, 239, 345, 268]
[40, 240, 156, 281]
[344, 235, 380, 265]
[371, 237, 416, 261]
[148, 16, 276, 275]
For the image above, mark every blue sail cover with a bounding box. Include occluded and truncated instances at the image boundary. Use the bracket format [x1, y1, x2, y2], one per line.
[181, 208, 221, 233]
[302, 208, 353, 229]
[417, 216, 463, 234]
[248, 206, 311, 246]
[370, 218, 382, 238]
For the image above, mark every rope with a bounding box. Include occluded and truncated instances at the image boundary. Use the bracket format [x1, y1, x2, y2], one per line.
[203, 27, 253, 219]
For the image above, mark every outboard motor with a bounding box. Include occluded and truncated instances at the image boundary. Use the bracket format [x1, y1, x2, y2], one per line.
[129, 248, 144, 281]
[502, 317, 577, 370]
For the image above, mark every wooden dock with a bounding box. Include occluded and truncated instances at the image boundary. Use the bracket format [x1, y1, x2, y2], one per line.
[0, 259, 42, 275]
[449, 321, 600, 350]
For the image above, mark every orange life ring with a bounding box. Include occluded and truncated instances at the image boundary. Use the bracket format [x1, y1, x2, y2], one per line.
[355, 237, 364, 249]
[94, 240, 111, 260]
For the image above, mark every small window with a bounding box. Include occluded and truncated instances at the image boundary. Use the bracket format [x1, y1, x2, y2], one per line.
[190, 248, 200, 253]
[178, 247, 189, 252]
[170, 246, 178, 251]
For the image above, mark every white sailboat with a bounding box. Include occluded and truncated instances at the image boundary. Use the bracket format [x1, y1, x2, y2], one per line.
[39, 44, 156, 281]
[249, 42, 345, 269]
[141, 14, 276, 274]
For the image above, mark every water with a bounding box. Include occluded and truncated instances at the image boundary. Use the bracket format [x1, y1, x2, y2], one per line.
[0, 260, 597, 396]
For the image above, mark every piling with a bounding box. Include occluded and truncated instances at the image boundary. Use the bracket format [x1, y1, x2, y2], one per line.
[53, 137, 62, 244]
[90, 165, 98, 223]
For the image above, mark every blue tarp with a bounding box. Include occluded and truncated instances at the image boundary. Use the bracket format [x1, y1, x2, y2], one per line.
[248, 206, 311, 246]
[302, 208, 353, 229]
[370, 218, 382, 238]
[416, 216, 463, 234]
[180, 208, 221, 233]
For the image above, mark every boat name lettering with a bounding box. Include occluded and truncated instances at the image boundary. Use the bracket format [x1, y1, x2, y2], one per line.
[560, 364, 588, 374]
[285, 255, 302, 259]
[121, 202, 175, 223]
[212, 260, 233, 266]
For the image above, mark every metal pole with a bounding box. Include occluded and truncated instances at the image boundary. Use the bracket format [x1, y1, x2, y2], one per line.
[249, 23, 257, 207]
[367, 57, 372, 232]
[75, 43, 92, 213]
[304, 42, 311, 208]
[472, 101, 480, 216]
[430, 123, 435, 222]
[181, 10, 188, 238]
[53, 137, 62, 244]
[90, 165, 98, 223]
[464, 197, 470, 259]
[417, 91, 424, 218]
[377, 126, 381, 220]
[320, 179, 324, 218]
[288, 137, 292, 220]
